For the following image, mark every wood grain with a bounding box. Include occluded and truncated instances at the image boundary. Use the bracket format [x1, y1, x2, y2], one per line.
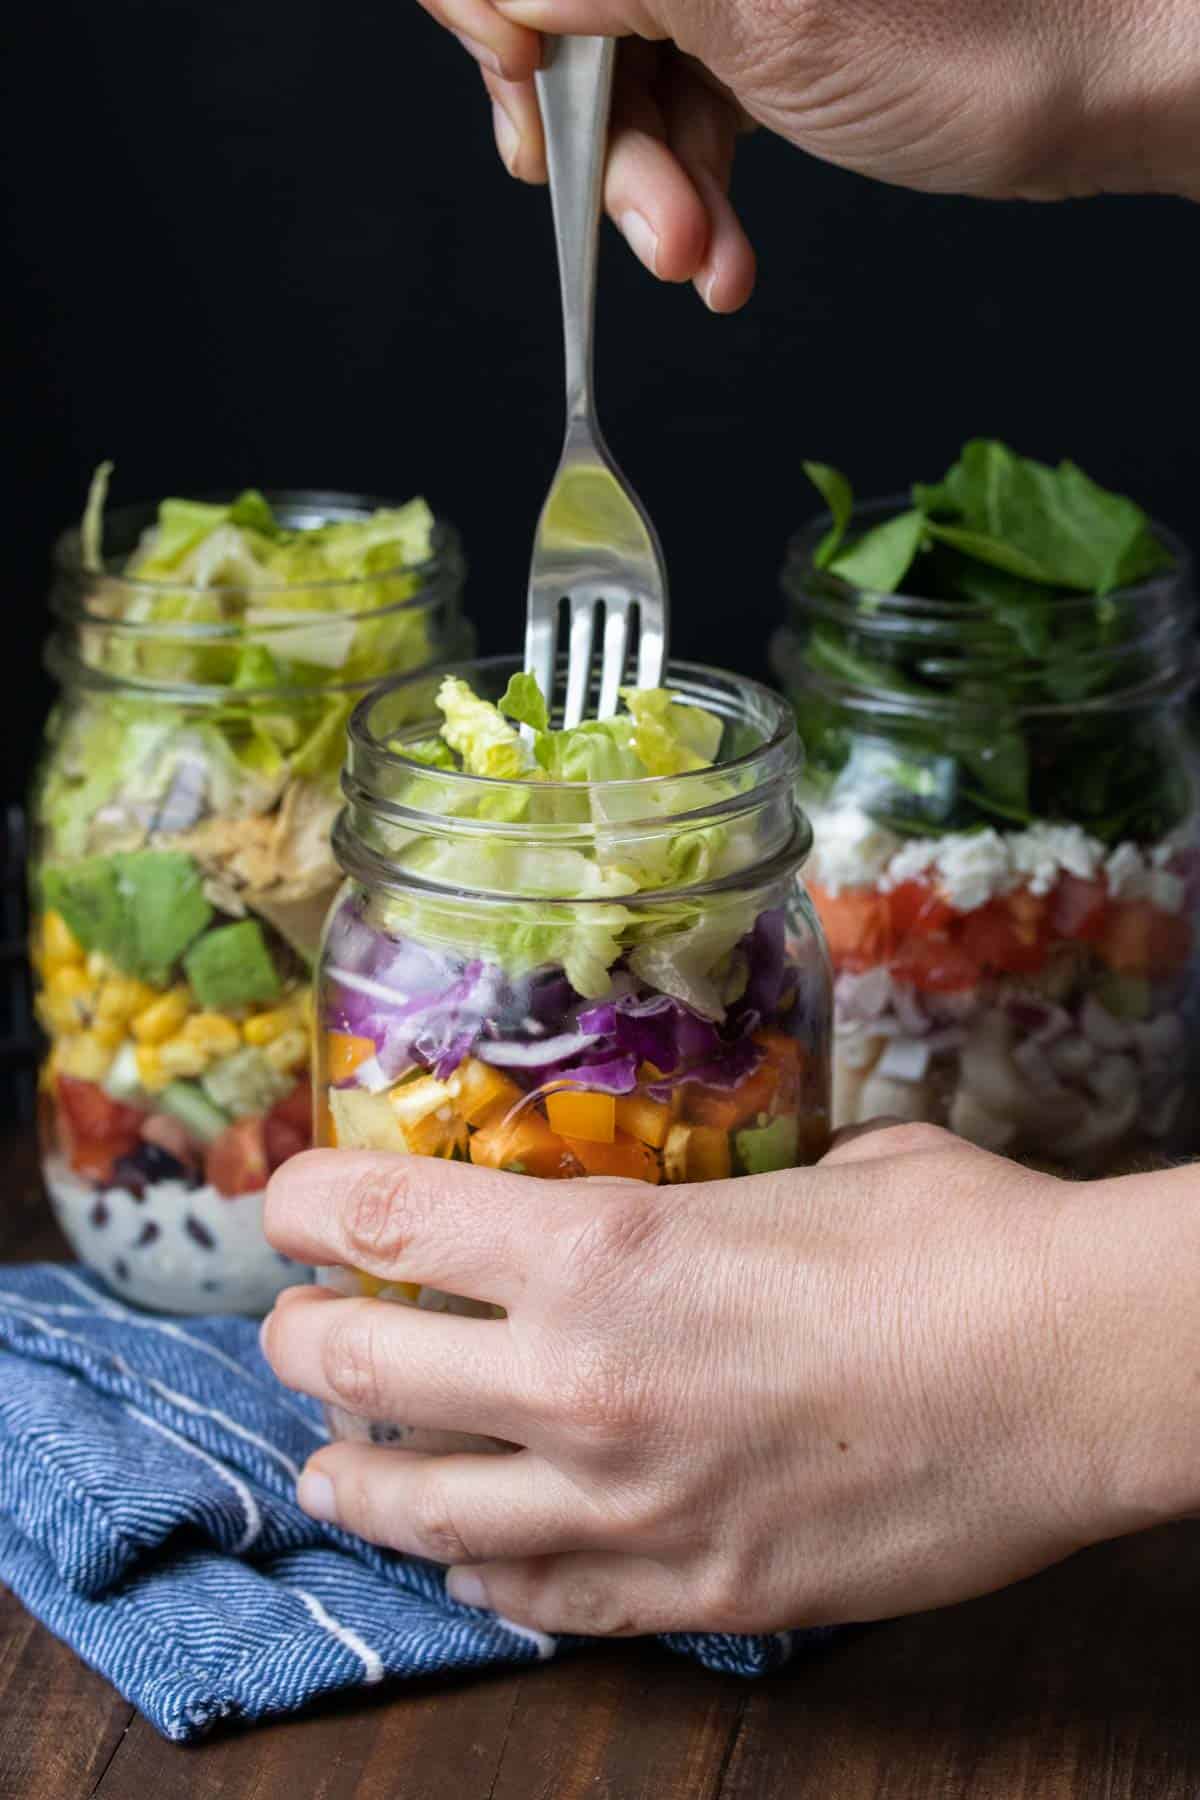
[5, 1128, 1200, 1799]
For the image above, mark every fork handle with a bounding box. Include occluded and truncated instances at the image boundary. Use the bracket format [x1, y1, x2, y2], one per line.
[535, 36, 616, 424]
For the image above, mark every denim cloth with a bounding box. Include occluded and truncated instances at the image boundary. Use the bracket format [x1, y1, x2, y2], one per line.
[0, 1264, 825, 1740]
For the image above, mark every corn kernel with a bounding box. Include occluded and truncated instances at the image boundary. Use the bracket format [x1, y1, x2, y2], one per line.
[263, 1028, 309, 1075]
[92, 1019, 128, 1049]
[96, 975, 158, 1025]
[47, 963, 95, 1004]
[36, 993, 84, 1038]
[243, 1008, 293, 1047]
[135, 1044, 170, 1092]
[158, 1038, 212, 1080]
[131, 986, 191, 1045]
[86, 949, 114, 981]
[56, 1033, 115, 1082]
[180, 1013, 240, 1056]
[43, 911, 84, 965]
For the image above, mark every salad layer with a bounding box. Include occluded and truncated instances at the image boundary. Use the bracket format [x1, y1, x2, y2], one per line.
[34, 482, 454, 1313]
[317, 671, 830, 1449]
[782, 443, 1199, 1172]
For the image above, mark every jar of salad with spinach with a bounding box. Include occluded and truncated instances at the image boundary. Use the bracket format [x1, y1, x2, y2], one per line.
[316, 656, 830, 1454]
[31, 471, 470, 1314]
[771, 441, 1200, 1173]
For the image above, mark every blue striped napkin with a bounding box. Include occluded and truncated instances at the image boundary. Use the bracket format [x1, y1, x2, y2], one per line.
[0, 1264, 823, 1739]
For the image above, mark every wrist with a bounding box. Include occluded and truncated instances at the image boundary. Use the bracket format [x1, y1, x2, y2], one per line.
[1048, 1165, 1200, 1542]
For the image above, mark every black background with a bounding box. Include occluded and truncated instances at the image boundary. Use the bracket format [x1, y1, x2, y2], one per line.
[2, 0, 1198, 803]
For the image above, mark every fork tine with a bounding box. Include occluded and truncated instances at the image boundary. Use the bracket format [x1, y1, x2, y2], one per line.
[635, 597, 666, 691]
[596, 596, 630, 719]
[562, 595, 598, 728]
[524, 597, 560, 730]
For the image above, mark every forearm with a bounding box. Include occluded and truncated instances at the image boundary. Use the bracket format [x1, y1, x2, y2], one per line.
[1052, 1162, 1200, 1544]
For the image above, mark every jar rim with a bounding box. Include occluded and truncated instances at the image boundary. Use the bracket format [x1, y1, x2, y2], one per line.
[347, 652, 800, 802]
[51, 489, 460, 624]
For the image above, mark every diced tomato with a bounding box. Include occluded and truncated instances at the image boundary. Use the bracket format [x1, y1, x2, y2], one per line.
[560, 1131, 662, 1184]
[263, 1114, 309, 1172]
[890, 934, 979, 993]
[958, 901, 1047, 975]
[886, 881, 954, 937]
[269, 1083, 313, 1137]
[139, 1113, 196, 1163]
[808, 884, 892, 971]
[56, 1076, 143, 1146]
[206, 1117, 270, 1198]
[69, 1140, 134, 1184]
[1048, 874, 1109, 943]
[1099, 902, 1194, 977]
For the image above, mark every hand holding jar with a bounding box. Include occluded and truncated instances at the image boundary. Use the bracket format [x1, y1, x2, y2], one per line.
[260, 1125, 1200, 1637]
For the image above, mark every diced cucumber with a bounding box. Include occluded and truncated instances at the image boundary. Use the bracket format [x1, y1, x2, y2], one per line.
[735, 1114, 800, 1175]
[159, 1081, 231, 1146]
[202, 1047, 292, 1119]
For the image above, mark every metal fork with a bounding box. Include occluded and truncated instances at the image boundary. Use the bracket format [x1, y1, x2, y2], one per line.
[524, 35, 670, 729]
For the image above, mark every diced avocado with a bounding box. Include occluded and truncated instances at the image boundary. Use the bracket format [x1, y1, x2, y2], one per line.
[328, 1087, 407, 1151]
[42, 860, 124, 961]
[202, 1047, 292, 1119]
[112, 852, 213, 984]
[158, 1080, 231, 1146]
[1093, 974, 1152, 1021]
[735, 1114, 800, 1175]
[184, 920, 281, 1010]
[41, 850, 211, 984]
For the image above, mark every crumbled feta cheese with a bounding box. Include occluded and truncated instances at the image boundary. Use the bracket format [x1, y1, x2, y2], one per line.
[1148, 869, 1186, 914]
[879, 839, 939, 891]
[1103, 842, 1149, 902]
[1009, 823, 1104, 896]
[932, 830, 1012, 913]
[808, 808, 900, 895]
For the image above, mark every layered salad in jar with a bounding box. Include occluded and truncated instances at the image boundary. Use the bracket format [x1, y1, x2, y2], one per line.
[32, 470, 466, 1312]
[317, 661, 830, 1448]
[774, 441, 1200, 1172]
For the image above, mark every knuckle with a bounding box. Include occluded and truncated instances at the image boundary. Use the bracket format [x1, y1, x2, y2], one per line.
[557, 1341, 642, 1446]
[557, 1184, 662, 1299]
[341, 1162, 416, 1265]
[873, 1121, 952, 1158]
[552, 1577, 641, 1638]
[409, 1473, 473, 1565]
[320, 1304, 387, 1416]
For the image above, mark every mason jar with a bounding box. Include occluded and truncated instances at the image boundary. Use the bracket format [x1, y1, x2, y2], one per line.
[771, 501, 1200, 1174]
[31, 489, 471, 1315]
[314, 655, 832, 1453]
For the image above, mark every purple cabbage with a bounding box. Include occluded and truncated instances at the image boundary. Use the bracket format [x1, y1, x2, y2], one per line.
[647, 1035, 764, 1100]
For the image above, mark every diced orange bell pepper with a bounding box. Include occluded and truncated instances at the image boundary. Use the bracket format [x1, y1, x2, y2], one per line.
[663, 1122, 731, 1183]
[470, 1110, 580, 1178]
[614, 1090, 673, 1148]
[452, 1058, 524, 1127]
[685, 1064, 777, 1132]
[327, 1031, 377, 1084]
[560, 1130, 662, 1184]
[545, 1089, 616, 1143]
[404, 1110, 469, 1159]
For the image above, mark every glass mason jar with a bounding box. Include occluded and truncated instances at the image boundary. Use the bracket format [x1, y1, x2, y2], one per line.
[31, 489, 471, 1315]
[315, 655, 832, 1453]
[771, 501, 1200, 1175]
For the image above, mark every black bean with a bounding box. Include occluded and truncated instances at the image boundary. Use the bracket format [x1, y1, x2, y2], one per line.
[113, 1258, 130, 1283]
[88, 1198, 109, 1230]
[133, 1143, 189, 1185]
[134, 1221, 160, 1247]
[185, 1216, 216, 1250]
[111, 1158, 146, 1200]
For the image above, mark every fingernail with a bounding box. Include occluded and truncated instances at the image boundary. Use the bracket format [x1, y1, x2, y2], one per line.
[297, 1469, 338, 1524]
[452, 29, 502, 74]
[492, 99, 521, 174]
[446, 1567, 489, 1609]
[618, 211, 659, 276]
[258, 1313, 273, 1357]
[702, 271, 720, 312]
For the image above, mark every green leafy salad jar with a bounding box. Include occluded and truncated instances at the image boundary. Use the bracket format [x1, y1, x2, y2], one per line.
[31, 472, 471, 1314]
[314, 657, 831, 1453]
[771, 440, 1200, 1174]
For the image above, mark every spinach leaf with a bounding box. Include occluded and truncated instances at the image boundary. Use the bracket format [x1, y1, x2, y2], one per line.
[828, 508, 925, 593]
[803, 462, 854, 568]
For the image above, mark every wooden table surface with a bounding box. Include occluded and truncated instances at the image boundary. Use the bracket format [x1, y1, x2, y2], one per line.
[3, 1131, 1199, 1800]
